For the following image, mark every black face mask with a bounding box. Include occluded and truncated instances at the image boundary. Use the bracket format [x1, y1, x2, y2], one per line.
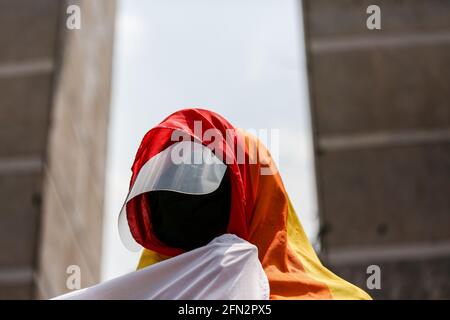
[147, 171, 231, 251]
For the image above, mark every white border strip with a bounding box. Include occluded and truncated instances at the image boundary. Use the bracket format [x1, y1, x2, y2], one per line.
[0, 267, 34, 284]
[0, 60, 54, 78]
[0, 157, 43, 175]
[326, 241, 450, 266]
[311, 31, 450, 53]
[319, 128, 450, 152]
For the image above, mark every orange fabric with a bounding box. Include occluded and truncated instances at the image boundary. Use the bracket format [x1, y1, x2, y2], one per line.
[133, 109, 371, 299]
[243, 130, 331, 299]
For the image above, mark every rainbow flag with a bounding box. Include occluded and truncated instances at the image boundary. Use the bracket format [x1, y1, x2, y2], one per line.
[121, 108, 371, 300]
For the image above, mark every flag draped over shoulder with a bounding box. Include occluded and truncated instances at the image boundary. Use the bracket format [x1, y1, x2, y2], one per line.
[55, 234, 269, 300]
[123, 108, 371, 300]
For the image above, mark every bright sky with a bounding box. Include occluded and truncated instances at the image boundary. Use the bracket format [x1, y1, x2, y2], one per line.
[101, 0, 318, 281]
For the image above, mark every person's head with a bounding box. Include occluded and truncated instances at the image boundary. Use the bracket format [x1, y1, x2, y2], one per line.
[147, 169, 231, 251]
[120, 109, 372, 300]
[118, 113, 240, 256]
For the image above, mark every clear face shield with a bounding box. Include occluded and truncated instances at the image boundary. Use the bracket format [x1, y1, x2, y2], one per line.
[118, 141, 228, 251]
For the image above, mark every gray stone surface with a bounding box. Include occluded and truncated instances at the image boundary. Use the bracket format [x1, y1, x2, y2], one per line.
[327, 255, 450, 299]
[0, 0, 115, 299]
[0, 173, 40, 267]
[303, 0, 450, 298]
[311, 44, 450, 135]
[36, 0, 116, 298]
[38, 170, 98, 297]
[0, 0, 59, 64]
[0, 74, 53, 157]
[0, 282, 33, 300]
[305, 0, 450, 38]
[318, 143, 450, 249]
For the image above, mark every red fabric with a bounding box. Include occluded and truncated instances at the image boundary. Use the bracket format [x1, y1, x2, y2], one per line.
[128, 108, 372, 299]
[126, 109, 252, 256]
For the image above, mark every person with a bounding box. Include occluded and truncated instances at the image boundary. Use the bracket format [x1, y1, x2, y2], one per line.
[119, 108, 371, 300]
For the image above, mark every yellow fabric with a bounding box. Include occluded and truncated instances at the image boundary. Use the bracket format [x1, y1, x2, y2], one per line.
[138, 205, 371, 300]
[286, 199, 371, 300]
[136, 130, 371, 299]
[138, 249, 168, 269]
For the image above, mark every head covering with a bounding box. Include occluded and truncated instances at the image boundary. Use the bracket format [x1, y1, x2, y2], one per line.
[120, 108, 371, 300]
[147, 169, 231, 251]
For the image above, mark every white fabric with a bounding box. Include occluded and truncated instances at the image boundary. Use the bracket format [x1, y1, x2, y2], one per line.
[53, 234, 270, 300]
[118, 141, 227, 251]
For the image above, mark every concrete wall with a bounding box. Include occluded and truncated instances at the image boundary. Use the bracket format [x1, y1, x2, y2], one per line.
[302, 0, 450, 299]
[0, 0, 115, 299]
